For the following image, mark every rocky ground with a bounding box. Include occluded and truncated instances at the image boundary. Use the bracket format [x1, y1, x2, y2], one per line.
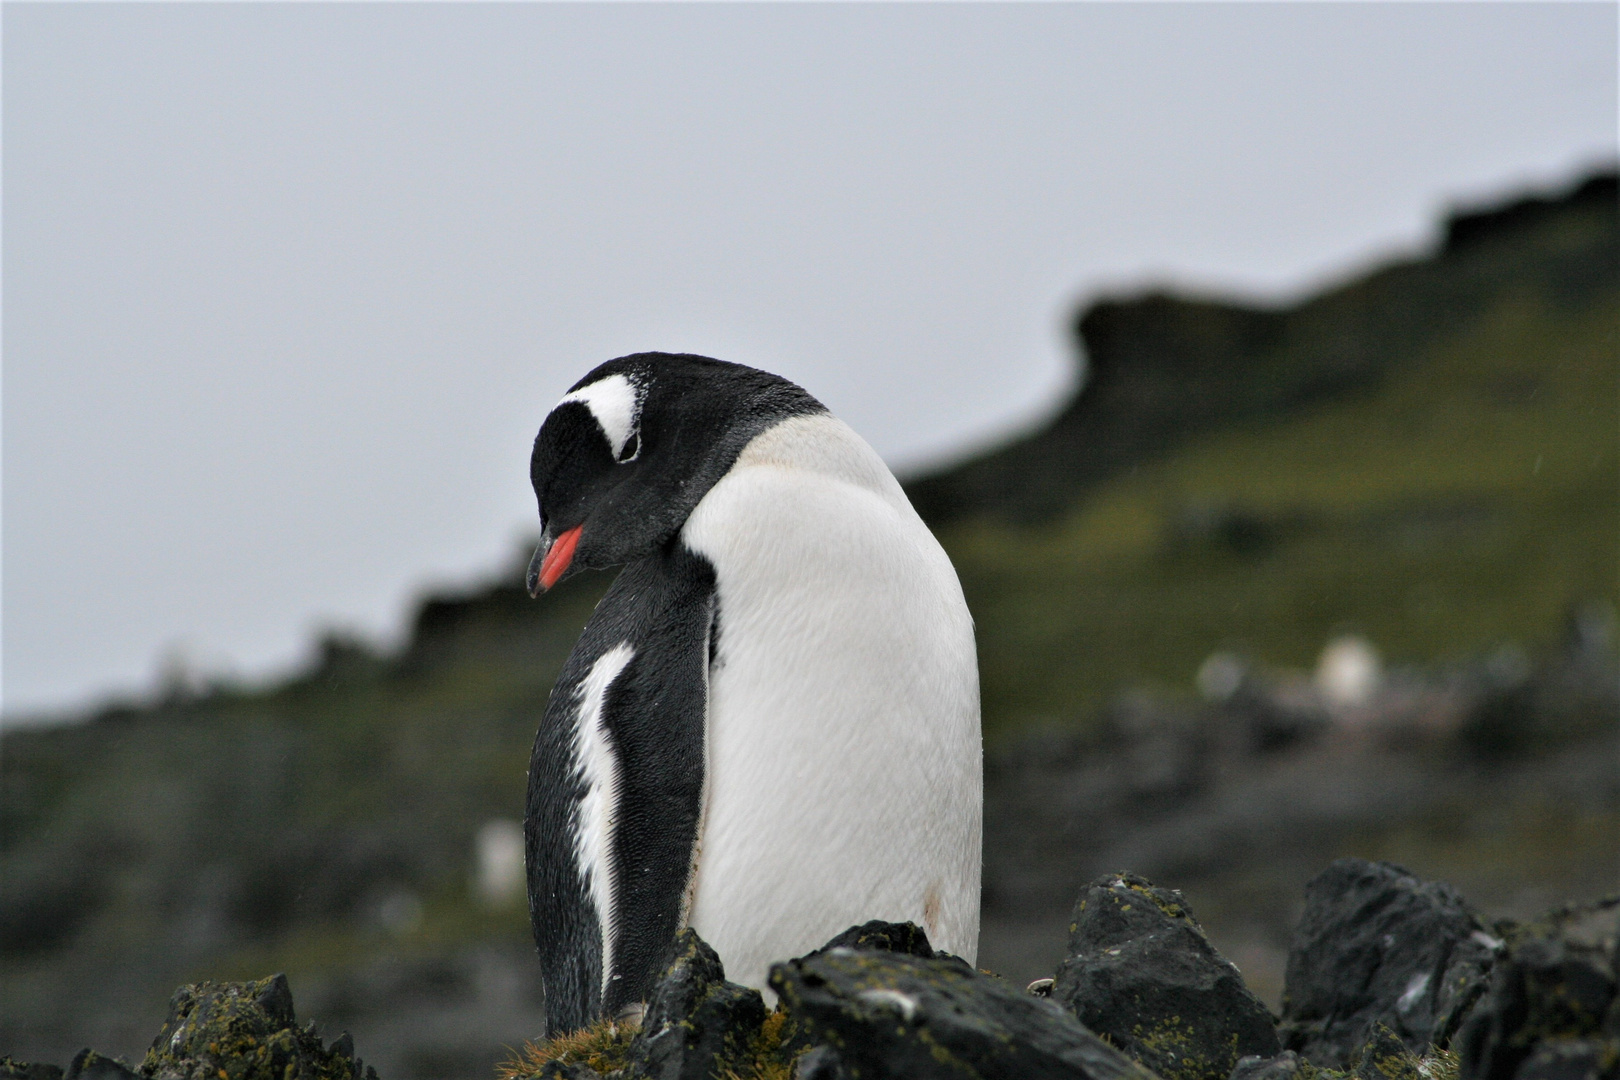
[979, 625, 1620, 1002]
[4, 626, 1614, 1080]
[7, 858, 1616, 1080]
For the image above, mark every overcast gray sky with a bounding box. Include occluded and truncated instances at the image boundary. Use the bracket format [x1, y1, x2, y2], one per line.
[4, 2, 1616, 721]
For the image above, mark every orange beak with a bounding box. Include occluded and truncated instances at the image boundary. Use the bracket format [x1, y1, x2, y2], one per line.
[529, 524, 584, 597]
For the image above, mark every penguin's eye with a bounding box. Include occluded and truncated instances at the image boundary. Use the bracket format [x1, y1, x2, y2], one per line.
[617, 432, 640, 463]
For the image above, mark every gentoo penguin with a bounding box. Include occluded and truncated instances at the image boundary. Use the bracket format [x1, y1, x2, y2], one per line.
[523, 352, 981, 1035]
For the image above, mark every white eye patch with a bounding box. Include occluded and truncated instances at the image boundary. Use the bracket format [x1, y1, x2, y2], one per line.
[554, 373, 643, 461]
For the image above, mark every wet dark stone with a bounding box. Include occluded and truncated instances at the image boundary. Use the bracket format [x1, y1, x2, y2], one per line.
[142, 973, 378, 1080]
[535, 1063, 602, 1080]
[1, 1059, 66, 1080]
[1350, 1023, 1423, 1080]
[1509, 1038, 1620, 1080]
[253, 974, 296, 1028]
[63, 1054, 138, 1080]
[1434, 947, 1502, 1052]
[791, 1046, 851, 1080]
[771, 944, 1159, 1080]
[1054, 873, 1280, 1080]
[1456, 930, 1618, 1080]
[777, 920, 979, 1063]
[1230, 1051, 1303, 1080]
[625, 929, 766, 1080]
[1281, 859, 1497, 1066]
[815, 919, 936, 959]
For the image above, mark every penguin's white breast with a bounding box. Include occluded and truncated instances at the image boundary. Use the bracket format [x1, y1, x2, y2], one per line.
[678, 413, 982, 992]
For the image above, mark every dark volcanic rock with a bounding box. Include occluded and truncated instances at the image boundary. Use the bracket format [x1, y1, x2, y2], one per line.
[141, 974, 377, 1080]
[776, 920, 978, 1067]
[1229, 1051, 1302, 1080]
[2, 1061, 65, 1080]
[1281, 859, 1498, 1066]
[63, 1054, 138, 1080]
[1349, 1024, 1423, 1080]
[815, 919, 937, 959]
[625, 929, 766, 1080]
[1509, 1038, 1620, 1080]
[1454, 903, 1619, 1080]
[1233, 1026, 1429, 1080]
[1053, 873, 1279, 1080]
[535, 1064, 602, 1080]
[771, 945, 1159, 1080]
[791, 1046, 851, 1080]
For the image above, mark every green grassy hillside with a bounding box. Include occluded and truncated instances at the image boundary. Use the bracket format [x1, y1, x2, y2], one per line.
[922, 172, 1618, 736]
[952, 278, 1616, 736]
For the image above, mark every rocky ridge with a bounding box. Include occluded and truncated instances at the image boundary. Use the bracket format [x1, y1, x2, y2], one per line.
[8, 860, 1614, 1080]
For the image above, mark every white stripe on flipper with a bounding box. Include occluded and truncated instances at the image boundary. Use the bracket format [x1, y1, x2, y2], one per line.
[557, 374, 641, 459]
[572, 641, 635, 998]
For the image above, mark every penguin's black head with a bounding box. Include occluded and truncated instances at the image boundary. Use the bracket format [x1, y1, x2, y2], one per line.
[527, 352, 824, 595]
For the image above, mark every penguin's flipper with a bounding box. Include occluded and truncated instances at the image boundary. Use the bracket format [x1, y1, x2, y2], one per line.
[526, 543, 714, 1035]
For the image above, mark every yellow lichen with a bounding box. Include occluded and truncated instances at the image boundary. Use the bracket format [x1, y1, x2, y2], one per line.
[1127, 1015, 1234, 1080]
[714, 1009, 806, 1080]
[1120, 877, 1192, 923]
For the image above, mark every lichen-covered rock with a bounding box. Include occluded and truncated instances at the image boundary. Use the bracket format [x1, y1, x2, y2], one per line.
[624, 929, 767, 1080]
[1281, 860, 1498, 1066]
[771, 919, 970, 1067]
[1350, 1024, 1424, 1080]
[1053, 873, 1279, 1080]
[141, 974, 377, 1080]
[1453, 905, 1619, 1080]
[771, 944, 1160, 1080]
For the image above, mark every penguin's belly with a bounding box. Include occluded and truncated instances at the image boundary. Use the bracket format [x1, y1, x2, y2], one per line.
[679, 416, 982, 992]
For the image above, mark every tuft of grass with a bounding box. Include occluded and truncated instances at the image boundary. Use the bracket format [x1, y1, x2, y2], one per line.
[496, 1018, 638, 1080]
[495, 1009, 800, 1080]
[1417, 1048, 1461, 1080]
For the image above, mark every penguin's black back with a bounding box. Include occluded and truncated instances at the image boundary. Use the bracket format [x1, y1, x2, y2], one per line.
[524, 353, 826, 1034]
[525, 542, 716, 1031]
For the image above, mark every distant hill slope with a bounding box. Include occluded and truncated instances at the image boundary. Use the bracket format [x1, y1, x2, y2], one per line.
[906, 171, 1618, 527]
[929, 169, 1617, 733]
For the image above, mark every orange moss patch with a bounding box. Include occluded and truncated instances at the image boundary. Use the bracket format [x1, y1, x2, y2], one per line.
[495, 1017, 637, 1080]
